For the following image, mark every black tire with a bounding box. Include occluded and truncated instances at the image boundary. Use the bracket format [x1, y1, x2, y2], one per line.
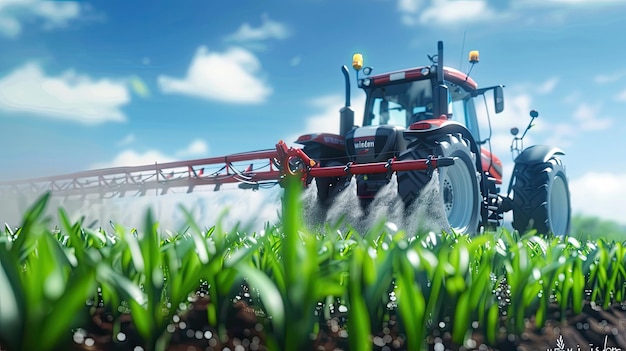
[397, 133, 481, 234]
[511, 156, 571, 235]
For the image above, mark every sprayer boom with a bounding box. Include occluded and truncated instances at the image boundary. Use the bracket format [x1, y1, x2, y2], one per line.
[0, 141, 453, 199]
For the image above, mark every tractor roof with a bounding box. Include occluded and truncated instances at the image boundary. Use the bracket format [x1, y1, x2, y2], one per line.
[368, 66, 477, 91]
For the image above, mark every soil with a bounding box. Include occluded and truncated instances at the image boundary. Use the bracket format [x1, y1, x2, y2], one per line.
[4, 290, 626, 351]
[70, 296, 626, 351]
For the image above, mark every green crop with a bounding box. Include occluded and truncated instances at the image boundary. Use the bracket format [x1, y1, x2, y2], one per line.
[1, 186, 624, 351]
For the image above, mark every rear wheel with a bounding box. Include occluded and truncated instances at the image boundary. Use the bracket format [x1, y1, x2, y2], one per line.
[511, 156, 571, 235]
[397, 133, 481, 234]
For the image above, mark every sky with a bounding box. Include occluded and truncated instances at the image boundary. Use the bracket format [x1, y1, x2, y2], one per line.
[1, 0, 626, 229]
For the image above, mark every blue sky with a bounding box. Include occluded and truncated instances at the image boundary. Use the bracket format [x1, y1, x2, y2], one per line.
[2, 0, 626, 227]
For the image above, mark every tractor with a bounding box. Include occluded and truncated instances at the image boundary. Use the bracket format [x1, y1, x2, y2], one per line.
[295, 41, 571, 235]
[0, 41, 571, 236]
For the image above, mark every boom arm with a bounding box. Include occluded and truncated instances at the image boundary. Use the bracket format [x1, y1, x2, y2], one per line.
[0, 141, 454, 199]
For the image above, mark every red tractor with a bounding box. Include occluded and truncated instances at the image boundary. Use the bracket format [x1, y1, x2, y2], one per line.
[0, 41, 571, 235]
[295, 41, 571, 235]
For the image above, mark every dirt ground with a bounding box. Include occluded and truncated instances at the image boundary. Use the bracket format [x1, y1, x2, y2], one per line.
[60, 295, 626, 351]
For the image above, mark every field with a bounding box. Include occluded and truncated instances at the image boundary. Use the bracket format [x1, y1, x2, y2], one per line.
[1, 177, 626, 351]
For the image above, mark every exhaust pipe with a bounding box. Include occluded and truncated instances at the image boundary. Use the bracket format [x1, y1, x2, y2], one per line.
[434, 41, 449, 118]
[339, 65, 354, 137]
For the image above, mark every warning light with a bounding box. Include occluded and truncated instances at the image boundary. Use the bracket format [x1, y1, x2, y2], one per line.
[352, 53, 363, 71]
[468, 50, 479, 64]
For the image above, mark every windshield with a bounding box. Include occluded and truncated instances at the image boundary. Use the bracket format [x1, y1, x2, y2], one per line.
[362, 78, 480, 137]
[363, 79, 434, 127]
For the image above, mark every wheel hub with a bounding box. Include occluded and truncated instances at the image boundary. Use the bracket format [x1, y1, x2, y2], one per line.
[442, 178, 453, 212]
[549, 174, 569, 235]
[439, 155, 477, 233]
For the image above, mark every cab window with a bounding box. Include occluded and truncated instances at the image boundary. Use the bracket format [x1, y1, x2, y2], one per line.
[370, 98, 406, 126]
[363, 79, 434, 127]
[451, 98, 481, 142]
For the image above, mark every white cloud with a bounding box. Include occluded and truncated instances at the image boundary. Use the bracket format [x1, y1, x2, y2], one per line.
[536, 104, 611, 149]
[116, 134, 136, 147]
[33, 1, 80, 29]
[175, 139, 209, 158]
[615, 89, 626, 101]
[570, 172, 626, 225]
[0, 13, 18, 37]
[488, 84, 608, 155]
[563, 91, 581, 104]
[420, 0, 496, 26]
[397, 0, 423, 25]
[595, 71, 626, 84]
[398, 0, 498, 26]
[542, 122, 576, 149]
[91, 139, 210, 169]
[91, 149, 176, 169]
[0, 0, 81, 38]
[537, 77, 559, 94]
[524, 0, 622, 4]
[158, 46, 272, 104]
[398, 0, 619, 27]
[572, 103, 612, 131]
[398, 0, 422, 13]
[224, 14, 290, 43]
[290, 56, 301, 67]
[529, 103, 611, 151]
[0, 62, 130, 124]
[513, 77, 560, 96]
[512, 0, 623, 10]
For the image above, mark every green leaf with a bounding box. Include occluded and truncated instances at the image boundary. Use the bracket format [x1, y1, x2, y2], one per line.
[453, 292, 470, 344]
[96, 264, 146, 306]
[129, 298, 152, 344]
[394, 250, 426, 351]
[39, 267, 96, 348]
[12, 193, 51, 262]
[572, 258, 584, 314]
[179, 206, 209, 264]
[0, 249, 24, 351]
[486, 303, 499, 344]
[348, 247, 372, 351]
[282, 174, 302, 289]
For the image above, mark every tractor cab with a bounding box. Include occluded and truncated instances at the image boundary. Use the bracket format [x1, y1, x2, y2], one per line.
[358, 65, 484, 143]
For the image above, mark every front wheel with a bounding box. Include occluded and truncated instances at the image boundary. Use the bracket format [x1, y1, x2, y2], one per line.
[511, 156, 571, 235]
[397, 133, 481, 234]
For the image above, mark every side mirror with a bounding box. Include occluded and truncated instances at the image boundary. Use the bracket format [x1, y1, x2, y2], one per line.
[530, 110, 539, 118]
[494, 85, 504, 114]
